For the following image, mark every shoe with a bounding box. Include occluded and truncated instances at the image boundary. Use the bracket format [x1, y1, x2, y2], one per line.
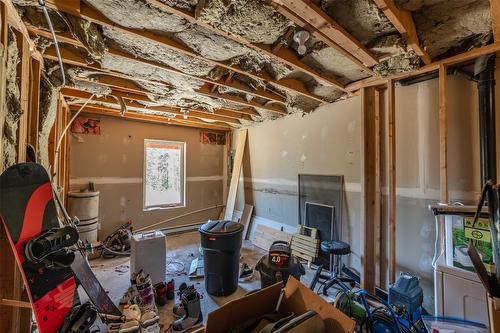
[172, 284, 189, 318]
[172, 285, 203, 331]
[140, 311, 160, 333]
[166, 279, 175, 300]
[123, 304, 141, 322]
[119, 320, 140, 333]
[121, 270, 142, 304]
[155, 282, 168, 306]
[136, 272, 158, 314]
[239, 263, 254, 282]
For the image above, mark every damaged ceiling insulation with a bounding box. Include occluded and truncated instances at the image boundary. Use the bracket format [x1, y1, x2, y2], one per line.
[410, 0, 492, 59]
[12, 0, 495, 129]
[3, 29, 21, 169]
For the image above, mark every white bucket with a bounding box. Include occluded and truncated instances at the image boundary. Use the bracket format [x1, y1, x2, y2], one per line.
[68, 191, 99, 221]
[77, 217, 99, 244]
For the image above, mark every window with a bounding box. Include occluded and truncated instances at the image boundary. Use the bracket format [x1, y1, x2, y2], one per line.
[143, 139, 186, 210]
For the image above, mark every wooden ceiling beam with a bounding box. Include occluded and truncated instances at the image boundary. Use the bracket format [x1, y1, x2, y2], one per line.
[346, 42, 500, 92]
[42, 45, 287, 115]
[372, 0, 431, 65]
[272, 0, 378, 67]
[144, 0, 349, 90]
[490, 0, 500, 42]
[41, 1, 336, 102]
[62, 87, 254, 122]
[74, 105, 232, 131]
[26, 24, 287, 105]
[268, 2, 376, 75]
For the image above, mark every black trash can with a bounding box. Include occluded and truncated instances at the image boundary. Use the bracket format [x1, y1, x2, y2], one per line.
[199, 220, 243, 296]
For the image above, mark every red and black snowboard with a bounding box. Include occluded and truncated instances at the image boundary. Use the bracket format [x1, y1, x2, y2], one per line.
[0, 163, 120, 333]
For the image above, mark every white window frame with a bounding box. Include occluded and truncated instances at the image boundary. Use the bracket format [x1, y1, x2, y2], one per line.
[143, 139, 186, 211]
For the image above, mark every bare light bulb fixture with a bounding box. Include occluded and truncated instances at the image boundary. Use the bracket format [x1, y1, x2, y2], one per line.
[293, 30, 310, 55]
[181, 108, 189, 119]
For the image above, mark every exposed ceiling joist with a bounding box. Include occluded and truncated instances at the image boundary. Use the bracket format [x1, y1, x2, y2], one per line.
[144, 0, 349, 89]
[268, 1, 376, 75]
[273, 0, 378, 67]
[75, 105, 232, 131]
[62, 87, 254, 122]
[27, 25, 287, 106]
[490, 0, 500, 41]
[43, 46, 287, 115]
[372, 0, 431, 65]
[346, 42, 500, 92]
[42, 1, 338, 101]
[69, 75, 262, 118]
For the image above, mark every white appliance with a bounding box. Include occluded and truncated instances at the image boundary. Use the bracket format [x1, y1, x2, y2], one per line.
[434, 213, 489, 326]
[131, 231, 166, 285]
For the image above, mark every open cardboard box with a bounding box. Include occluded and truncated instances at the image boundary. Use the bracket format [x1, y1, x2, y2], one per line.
[205, 277, 355, 333]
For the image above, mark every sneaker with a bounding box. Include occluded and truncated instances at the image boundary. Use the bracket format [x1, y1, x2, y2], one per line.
[140, 311, 160, 333]
[120, 270, 142, 304]
[119, 320, 140, 333]
[239, 263, 254, 282]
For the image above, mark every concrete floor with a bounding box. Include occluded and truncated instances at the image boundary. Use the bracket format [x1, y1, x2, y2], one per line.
[86, 230, 328, 330]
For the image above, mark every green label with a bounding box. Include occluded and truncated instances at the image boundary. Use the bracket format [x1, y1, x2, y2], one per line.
[464, 217, 490, 231]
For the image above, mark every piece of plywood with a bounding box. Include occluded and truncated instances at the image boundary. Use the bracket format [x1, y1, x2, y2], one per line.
[439, 65, 448, 204]
[252, 224, 292, 251]
[240, 204, 254, 240]
[224, 129, 247, 221]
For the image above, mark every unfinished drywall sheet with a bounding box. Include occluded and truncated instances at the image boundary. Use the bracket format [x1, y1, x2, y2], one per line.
[70, 116, 225, 237]
[237, 69, 492, 310]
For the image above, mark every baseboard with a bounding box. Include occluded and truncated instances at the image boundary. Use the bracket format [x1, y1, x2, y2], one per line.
[233, 210, 296, 241]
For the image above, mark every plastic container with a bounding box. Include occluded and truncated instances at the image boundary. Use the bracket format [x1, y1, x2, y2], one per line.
[199, 220, 243, 296]
[422, 316, 488, 333]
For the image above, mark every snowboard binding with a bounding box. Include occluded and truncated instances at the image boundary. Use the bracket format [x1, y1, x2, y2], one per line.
[24, 226, 80, 268]
[58, 302, 97, 333]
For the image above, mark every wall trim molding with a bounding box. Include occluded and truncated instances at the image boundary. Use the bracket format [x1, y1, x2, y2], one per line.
[69, 176, 223, 185]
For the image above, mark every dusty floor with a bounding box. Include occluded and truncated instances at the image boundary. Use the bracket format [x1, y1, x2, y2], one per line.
[84, 230, 333, 330]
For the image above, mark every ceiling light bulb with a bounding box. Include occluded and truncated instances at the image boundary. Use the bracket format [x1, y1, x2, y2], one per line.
[293, 30, 310, 55]
[183, 114, 188, 119]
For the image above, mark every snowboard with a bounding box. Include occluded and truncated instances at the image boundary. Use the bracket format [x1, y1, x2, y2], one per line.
[0, 163, 120, 333]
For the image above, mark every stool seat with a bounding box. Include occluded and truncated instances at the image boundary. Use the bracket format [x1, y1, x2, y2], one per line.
[321, 240, 351, 255]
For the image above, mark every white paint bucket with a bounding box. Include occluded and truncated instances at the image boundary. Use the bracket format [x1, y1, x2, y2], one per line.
[77, 217, 99, 244]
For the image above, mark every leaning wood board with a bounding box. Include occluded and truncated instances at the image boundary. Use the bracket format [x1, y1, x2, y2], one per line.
[224, 129, 247, 220]
[252, 224, 292, 251]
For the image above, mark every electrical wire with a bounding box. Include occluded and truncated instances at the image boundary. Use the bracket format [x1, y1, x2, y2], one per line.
[38, 0, 66, 87]
[52, 93, 95, 178]
[166, 259, 185, 275]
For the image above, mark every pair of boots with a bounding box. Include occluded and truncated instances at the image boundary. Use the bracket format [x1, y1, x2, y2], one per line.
[134, 271, 158, 314]
[109, 306, 160, 333]
[171, 284, 203, 332]
[154, 279, 175, 306]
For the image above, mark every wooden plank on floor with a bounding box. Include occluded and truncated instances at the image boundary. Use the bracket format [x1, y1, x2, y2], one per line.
[240, 204, 254, 240]
[252, 224, 292, 251]
[224, 129, 247, 221]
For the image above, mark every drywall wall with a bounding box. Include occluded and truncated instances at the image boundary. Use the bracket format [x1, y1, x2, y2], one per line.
[70, 116, 225, 238]
[235, 63, 496, 310]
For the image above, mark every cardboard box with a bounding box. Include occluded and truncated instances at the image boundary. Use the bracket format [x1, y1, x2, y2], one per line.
[488, 295, 500, 332]
[205, 277, 355, 333]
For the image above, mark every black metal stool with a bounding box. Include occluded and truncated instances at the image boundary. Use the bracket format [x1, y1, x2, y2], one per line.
[309, 240, 355, 295]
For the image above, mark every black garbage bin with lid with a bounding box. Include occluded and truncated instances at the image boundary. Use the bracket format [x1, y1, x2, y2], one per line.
[199, 220, 243, 296]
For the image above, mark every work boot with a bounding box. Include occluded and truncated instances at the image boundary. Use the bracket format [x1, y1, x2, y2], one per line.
[166, 279, 175, 300]
[172, 283, 189, 318]
[140, 311, 160, 333]
[172, 286, 203, 331]
[154, 282, 168, 306]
